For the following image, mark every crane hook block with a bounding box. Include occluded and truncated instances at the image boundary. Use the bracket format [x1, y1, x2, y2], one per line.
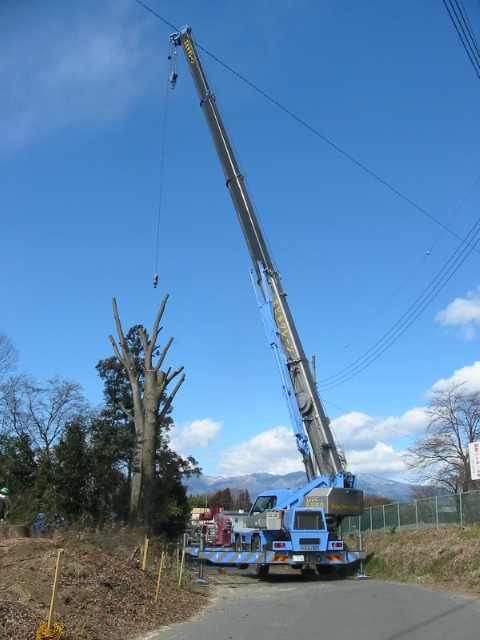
[153, 274, 158, 289]
[170, 71, 178, 89]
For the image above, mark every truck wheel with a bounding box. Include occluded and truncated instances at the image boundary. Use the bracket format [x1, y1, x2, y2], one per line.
[316, 564, 334, 576]
[251, 536, 269, 578]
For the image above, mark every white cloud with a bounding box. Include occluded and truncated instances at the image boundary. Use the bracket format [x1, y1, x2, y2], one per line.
[435, 286, 480, 340]
[214, 420, 413, 481]
[184, 363, 479, 481]
[431, 361, 480, 394]
[331, 408, 426, 451]
[170, 419, 222, 454]
[0, 3, 155, 152]
[218, 426, 304, 476]
[346, 443, 408, 479]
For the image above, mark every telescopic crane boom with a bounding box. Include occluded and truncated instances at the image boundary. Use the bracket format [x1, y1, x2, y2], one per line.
[170, 27, 352, 488]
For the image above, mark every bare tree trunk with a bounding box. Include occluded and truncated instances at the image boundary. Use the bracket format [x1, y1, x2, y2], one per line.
[109, 296, 185, 526]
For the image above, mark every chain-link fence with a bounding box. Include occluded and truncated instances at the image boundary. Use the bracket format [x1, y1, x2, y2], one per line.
[341, 489, 480, 534]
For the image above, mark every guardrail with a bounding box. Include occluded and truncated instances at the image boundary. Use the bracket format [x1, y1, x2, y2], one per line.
[340, 489, 480, 534]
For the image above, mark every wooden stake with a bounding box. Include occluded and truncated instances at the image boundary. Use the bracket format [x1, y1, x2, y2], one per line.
[178, 549, 185, 588]
[141, 538, 149, 571]
[47, 549, 64, 630]
[154, 550, 166, 603]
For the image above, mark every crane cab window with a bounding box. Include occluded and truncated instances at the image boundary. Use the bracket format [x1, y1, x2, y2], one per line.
[250, 495, 277, 514]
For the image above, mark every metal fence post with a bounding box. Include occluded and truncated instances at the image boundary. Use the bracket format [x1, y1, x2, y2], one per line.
[197, 529, 207, 585]
[360, 489, 479, 535]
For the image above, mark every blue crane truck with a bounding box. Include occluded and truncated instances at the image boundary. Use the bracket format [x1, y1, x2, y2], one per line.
[170, 26, 365, 576]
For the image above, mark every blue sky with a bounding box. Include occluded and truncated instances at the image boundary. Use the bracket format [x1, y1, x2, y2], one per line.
[1, 1, 479, 483]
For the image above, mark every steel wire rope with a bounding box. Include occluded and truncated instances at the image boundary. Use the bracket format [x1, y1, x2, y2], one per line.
[319, 174, 480, 368]
[443, 0, 480, 79]
[452, 0, 480, 66]
[135, 0, 479, 255]
[320, 220, 480, 389]
[135, 0, 480, 383]
[318, 216, 480, 391]
[458, 0, 480, 61]
[322, 398, 417, 440]
[190, 51, 479, 257]
[153, 45, 175, 287]
[317, 252, 431, 367]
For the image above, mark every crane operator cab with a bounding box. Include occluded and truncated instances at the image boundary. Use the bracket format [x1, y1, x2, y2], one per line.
[246, 490, 293, 531]
[250, 495, 277, 514]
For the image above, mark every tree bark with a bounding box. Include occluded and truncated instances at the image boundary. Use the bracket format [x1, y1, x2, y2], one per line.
[109, 296, 185, 526]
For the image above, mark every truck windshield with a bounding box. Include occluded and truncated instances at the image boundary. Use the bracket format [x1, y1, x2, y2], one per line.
[250, 495, 277, 514]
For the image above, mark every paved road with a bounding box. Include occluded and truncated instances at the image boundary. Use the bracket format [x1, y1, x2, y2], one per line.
[146, 574, 480, 640]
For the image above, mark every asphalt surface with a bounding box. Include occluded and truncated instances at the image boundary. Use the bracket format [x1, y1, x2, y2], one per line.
[145, 572, 480, 640]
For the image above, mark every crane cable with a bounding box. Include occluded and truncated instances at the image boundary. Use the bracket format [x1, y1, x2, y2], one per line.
[153, 43, 177, 289]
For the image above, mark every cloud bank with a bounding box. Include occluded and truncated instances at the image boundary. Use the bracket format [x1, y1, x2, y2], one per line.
[171, 361, 480, 482]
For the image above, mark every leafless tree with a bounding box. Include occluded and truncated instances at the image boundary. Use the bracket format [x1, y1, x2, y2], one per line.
[405, 382, 480, 493]
[109, 296, 185, 526]
[1, 373, 86, 455]
[0, 332, 18, 381]
[0, 373, 28, 438]
[21, 375, 87, 456]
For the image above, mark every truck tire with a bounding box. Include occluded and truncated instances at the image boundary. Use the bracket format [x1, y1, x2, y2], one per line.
[316, 564, 334, 576]
[251, 535, 269, 578]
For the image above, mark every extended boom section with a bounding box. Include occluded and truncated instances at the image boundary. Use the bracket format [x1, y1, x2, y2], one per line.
[171, 26, 364, 575]
[171, 26, 345, 485]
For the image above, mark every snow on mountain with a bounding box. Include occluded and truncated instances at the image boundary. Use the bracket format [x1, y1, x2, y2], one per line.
[185, 471, 418, 502]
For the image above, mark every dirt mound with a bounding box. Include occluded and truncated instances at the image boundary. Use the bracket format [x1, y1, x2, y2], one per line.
[0, 528, 210, 640]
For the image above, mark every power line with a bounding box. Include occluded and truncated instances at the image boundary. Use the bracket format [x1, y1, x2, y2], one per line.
[135, 1, 479, 256]
[318, 215, 480, 391]
[135, 0, 177, 31]
[323, 398, 418, 441]
[443, 0, 480, 80]
[319, 173, 480, 367]
[136, 2, 480, 384]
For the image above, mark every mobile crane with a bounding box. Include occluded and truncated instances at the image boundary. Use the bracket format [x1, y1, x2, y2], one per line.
[171, 26, 365, 575]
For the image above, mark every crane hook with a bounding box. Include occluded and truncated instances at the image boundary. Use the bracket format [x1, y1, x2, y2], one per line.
[153, 273, 158, 289]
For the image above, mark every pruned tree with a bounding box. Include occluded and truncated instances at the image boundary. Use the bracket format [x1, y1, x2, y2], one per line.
[405, 382, 480, 493]
[109, 296, 185, 527]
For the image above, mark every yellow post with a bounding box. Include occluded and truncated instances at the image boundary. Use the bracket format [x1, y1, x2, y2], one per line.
[178, 549, 185, 588]
[47, 549, 64, 630]
[141, 538, 149, 571]
[154, 550, 166, 603]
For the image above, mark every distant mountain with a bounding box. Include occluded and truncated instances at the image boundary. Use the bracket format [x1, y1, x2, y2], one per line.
[184, 471, 419, 503]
